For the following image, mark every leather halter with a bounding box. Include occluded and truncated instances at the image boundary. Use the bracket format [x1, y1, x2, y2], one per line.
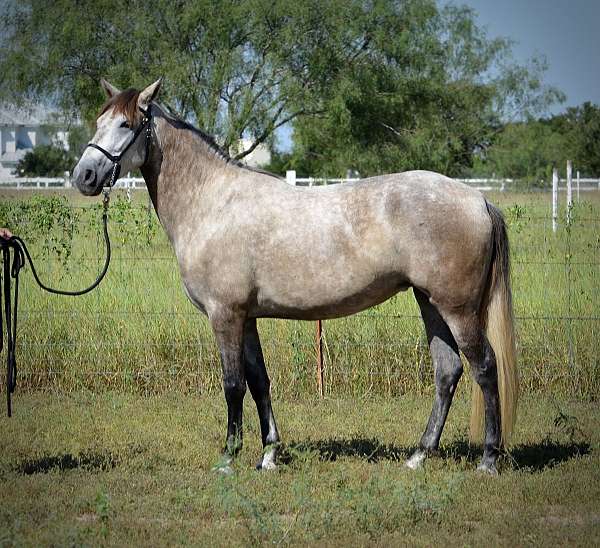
[85, 105, 153, 187]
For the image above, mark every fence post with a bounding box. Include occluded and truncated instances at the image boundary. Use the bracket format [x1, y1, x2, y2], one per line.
[316, 320, 324, 397]
[64, 171, 71, 188]
[286, 170, 296, 186]
[576, 170, 580, 202]
[566, 160, 573, 225]
[552, 167, 558, 233]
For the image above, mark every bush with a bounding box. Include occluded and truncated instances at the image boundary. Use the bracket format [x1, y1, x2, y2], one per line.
[14, 144, 76, 177]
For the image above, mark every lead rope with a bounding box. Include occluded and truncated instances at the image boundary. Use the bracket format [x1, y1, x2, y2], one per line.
[1, 190, 112, 416]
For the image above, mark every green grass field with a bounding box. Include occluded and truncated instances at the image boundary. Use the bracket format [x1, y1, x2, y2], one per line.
[1, 393, 598, 546]
[0, 188, 598, 399]
[0, 188, 599, 546]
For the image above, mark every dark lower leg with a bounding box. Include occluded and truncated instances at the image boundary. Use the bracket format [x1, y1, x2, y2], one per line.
[243, 319, 280, 467]
[408, 290, 462, 468]
[212, 311, 246, 458]
[419, 340, 463, 451]
[464, 336, 501, 470]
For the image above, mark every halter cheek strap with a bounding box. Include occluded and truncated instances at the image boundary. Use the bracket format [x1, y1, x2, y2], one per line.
[85, 105, 153, 188]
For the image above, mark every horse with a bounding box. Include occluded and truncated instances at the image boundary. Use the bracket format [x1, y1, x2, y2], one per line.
[72, 78, 518, 475]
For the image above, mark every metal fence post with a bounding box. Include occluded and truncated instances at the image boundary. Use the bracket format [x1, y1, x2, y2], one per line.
[566, 160, 573, 225]
[552, 168, 558, 233]
[316, 319, 324, 397]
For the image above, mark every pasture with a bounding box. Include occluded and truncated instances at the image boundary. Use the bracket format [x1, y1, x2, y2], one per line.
[0, 188, 599, 545]
[1, 394, 598, 546]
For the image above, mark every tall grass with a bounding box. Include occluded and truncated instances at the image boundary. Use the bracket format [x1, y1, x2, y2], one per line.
[0, 189, 598, 399]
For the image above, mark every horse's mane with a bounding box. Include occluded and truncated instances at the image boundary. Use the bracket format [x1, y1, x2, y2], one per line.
[155, 103, 280, 179]
[99, 87, 280, 179]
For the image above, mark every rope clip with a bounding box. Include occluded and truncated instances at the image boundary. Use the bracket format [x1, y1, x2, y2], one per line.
[102, 188, 111, 210]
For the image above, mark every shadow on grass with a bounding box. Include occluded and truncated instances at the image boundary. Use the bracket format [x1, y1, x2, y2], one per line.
[17, 451, 118, 475]
[281, 438, 411, 464]
[281, 437, 591, 472]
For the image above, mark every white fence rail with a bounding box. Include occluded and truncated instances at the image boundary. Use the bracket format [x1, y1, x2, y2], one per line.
[1, 172, 600, 192]
[0, 176, 146, 190]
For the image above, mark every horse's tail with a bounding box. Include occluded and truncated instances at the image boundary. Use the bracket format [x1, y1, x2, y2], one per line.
[470, 201, 519, 445]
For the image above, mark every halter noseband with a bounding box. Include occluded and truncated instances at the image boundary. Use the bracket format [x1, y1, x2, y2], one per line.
[86, 105, 153, 188]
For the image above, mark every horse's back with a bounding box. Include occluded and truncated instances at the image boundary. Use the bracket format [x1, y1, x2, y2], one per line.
[238, 170, 492, 318]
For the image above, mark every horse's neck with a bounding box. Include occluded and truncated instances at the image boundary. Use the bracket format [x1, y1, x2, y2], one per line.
[141, 115, 237, 245]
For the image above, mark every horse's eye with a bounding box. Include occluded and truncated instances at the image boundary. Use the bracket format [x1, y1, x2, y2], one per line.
[120, 121, 130, 129]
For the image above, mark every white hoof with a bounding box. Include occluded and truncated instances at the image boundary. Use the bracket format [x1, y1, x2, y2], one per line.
[212, 455, 234, 475]
[257, 446, 278, 471]
[476, 462, 498, 475]
[405, 450, 426, 470]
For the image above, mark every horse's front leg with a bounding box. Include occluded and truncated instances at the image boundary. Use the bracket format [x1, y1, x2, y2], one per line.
[210, 309, 246, 473]
[243, 318, 280, 470]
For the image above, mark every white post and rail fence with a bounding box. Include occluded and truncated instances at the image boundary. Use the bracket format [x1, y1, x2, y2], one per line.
[0, 161, 596, 396]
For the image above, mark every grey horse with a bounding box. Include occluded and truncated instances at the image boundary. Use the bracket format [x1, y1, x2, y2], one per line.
[73, 79, 518, 474]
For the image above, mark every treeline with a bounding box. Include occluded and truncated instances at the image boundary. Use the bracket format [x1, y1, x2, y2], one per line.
[3, 0, 591, 183]
[471, 102, 600, 183]
[269, 101, 600, 184]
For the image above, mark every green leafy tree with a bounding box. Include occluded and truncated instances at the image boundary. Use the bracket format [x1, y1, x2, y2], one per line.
[0, 0, 332, 159]
[551, 102, 600, 176]
[1, 0, 562, 173]
[472, 102, 600, 183]
[287, 3, 563, 177]
[15, 144, 76, 177]
[471, 121, 569, 186]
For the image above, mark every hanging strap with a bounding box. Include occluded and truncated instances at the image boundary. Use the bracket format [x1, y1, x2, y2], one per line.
[1, 193, 111, 416]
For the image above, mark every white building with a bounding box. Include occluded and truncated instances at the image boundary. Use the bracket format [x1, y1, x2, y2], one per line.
[0, 103, 76, 180]
[234, 138, 271, 168]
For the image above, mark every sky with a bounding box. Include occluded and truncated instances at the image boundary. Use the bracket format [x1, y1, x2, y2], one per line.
[277, 0, 599, 151]
[461, 0, 600, 113]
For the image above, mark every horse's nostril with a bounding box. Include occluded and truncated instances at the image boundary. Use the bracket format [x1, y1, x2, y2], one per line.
[84, 169, 94, 182]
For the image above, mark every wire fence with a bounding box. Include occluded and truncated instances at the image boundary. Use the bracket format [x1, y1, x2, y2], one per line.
[0, 188, 599, 399]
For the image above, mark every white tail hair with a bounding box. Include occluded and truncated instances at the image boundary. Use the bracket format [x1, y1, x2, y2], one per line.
[470, 202, 519, 445]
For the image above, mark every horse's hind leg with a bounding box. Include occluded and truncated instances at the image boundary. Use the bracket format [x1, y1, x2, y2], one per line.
[243, 318, 280, 470]
[406, 289, 463, 469]
[446, 313, 501, 474]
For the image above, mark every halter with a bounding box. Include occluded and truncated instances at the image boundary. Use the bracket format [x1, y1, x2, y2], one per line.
[86, 105, 153, 188]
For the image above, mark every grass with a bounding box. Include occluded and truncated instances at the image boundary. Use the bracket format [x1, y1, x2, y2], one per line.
[0, 188, 598, 400]
[0, 393, 598, 546]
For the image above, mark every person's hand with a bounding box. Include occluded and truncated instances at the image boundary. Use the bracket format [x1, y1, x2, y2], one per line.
[0, 228, 13, 240]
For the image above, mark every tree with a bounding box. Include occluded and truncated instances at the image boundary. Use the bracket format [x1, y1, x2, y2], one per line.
[1, 1, 562, 173]
[286, 3, 563, 177]
[0, 0, 338, 159]
[471, 121, 569, 185]
[15, 145, 76, 177]
[551, 102, 600, 176]
[470, 102, 600, 183]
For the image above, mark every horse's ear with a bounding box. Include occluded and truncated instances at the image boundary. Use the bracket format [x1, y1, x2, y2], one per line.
[100, 78, 121, 98]
[138, 78, 163, 110]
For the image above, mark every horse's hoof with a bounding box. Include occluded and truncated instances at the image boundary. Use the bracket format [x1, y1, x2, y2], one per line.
[212, 455, 234, 475]
[405, 450, 426, 470]
[256, 446, 278, 471]
[476, 462, 498, 475]
[215, 464, 234, 476]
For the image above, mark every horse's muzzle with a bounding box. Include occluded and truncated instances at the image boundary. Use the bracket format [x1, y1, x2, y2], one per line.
[72, 161, 109, 196]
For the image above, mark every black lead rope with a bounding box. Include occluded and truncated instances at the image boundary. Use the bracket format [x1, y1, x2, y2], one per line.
[1, 192, 111, 416]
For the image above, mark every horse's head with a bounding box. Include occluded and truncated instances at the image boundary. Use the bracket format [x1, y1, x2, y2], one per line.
[72, 78, 162, 196]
